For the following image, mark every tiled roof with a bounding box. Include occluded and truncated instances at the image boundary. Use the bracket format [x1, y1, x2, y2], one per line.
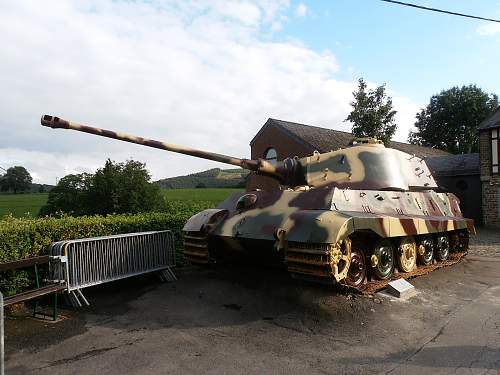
[478, 106, 500, 130]
[425, 153, 479, 176]
[251, 118, 450, 159]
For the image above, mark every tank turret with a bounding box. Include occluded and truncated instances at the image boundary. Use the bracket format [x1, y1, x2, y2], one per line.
[41, 115, 437, 191]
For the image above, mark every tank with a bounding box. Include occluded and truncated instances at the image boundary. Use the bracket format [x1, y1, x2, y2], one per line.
[41, 115, 475, 288]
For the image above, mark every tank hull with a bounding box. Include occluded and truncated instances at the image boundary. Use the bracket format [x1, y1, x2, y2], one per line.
[183, 187, 474, 290]
[184, 188, 474, 242]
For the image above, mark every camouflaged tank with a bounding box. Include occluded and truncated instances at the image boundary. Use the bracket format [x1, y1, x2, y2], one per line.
[41, 115, 474, 288]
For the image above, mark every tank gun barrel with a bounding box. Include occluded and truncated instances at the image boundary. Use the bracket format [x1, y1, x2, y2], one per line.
[40, 115, 299, 183]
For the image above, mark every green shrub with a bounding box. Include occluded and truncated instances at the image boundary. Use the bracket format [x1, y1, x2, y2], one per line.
[0, 200, 214, 296]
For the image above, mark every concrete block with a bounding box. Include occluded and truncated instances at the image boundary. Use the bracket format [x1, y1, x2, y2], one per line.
[386, 278, 417, 299]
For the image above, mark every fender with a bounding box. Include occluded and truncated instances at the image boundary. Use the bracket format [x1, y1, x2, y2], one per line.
[284, 210, 354, 244]
[284, 210, 473, 245]
[348, 211, 473, 238]
[183, 209, 229, 233]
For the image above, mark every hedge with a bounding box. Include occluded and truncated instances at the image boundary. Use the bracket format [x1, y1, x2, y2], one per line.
[0, 200, 213, 296]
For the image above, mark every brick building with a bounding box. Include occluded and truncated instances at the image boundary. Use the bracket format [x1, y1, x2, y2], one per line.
[479, 107, 500, 227]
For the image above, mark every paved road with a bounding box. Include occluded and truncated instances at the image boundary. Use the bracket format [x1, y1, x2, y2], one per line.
[5, 255, 500, 374]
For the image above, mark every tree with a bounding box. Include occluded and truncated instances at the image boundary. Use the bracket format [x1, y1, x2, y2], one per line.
[39, 159, 164, 216]
[408, 85, 498, 154]
[345, 78, 397, 145]
[89, 159, 163, 215]
[38, 173, 93, 216]
[0, 166, 32, 193]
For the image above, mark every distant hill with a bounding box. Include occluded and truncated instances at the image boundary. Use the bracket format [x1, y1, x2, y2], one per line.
[156, 168, 249, 189]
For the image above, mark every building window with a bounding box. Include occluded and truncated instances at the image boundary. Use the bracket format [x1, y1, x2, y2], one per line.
[264, 148, 278, 165]
[492, 128, 499, 174]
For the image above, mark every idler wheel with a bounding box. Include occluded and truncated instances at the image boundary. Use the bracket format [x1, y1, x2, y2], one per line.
[435, 235, 450, 261]
[396, 236, 417, 273]
[371, 239, 394, 280]
[345, 249, 366, 287]
[417, 236, 434, 266]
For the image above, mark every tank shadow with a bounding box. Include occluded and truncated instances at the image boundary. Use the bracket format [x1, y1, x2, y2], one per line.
[75, 261, 378, 333]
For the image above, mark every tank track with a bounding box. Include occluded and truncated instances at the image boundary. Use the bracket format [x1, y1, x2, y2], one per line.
[286, 241, 348, 284]
[286, 230, 470, 294]
[183, 232, 211, 264]
[185, 230, 470, 294]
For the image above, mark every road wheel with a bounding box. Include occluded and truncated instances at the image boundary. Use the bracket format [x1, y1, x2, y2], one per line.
[397, 236, 417, 273]
[346, 249, 366, 287]
[371, 239, 394, 280]
[449, 232, 460, 251]
[435, 235, 450, 261]
[417, 236, 434, 266]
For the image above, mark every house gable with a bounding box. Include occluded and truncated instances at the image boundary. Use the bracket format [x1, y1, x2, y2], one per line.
[478, 106, 500, 131]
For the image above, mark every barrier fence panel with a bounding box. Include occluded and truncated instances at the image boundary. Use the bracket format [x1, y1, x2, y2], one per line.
[49, 231, 176, 306]
[1, 292, 3, 375]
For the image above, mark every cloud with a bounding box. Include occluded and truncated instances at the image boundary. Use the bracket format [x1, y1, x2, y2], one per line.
[271, 15, 289, 31]
[0, 0, 418, 185]
[476, 22, 500, 36]
[295, 3, 308, 17]
[392, 96, 420, 142]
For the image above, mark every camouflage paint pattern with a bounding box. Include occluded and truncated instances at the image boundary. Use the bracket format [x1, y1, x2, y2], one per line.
[302, 142, 437, 190]
[41, 115, 281, 180]
[185, 188, 472, 245]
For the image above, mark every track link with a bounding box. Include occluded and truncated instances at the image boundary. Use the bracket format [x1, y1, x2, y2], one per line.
[183, 232, 210, 264]
[287, 242, 331, 280]
[286, 241, 350, 283]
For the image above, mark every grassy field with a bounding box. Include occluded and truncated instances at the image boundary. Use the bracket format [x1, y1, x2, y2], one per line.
[0, 193, 49, 218]
[0, 189, 242, 218]
[162, 188, 242, 204]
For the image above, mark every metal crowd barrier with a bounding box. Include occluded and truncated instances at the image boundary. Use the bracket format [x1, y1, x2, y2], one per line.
[0, 292, 3, 375]
[49, 231, 176, 306]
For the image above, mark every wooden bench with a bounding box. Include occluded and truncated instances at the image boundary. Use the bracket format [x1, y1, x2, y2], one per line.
[1, 256, 66, 320]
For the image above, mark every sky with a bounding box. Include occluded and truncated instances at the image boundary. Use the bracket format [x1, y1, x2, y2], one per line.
[1, 0, 500, 185]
